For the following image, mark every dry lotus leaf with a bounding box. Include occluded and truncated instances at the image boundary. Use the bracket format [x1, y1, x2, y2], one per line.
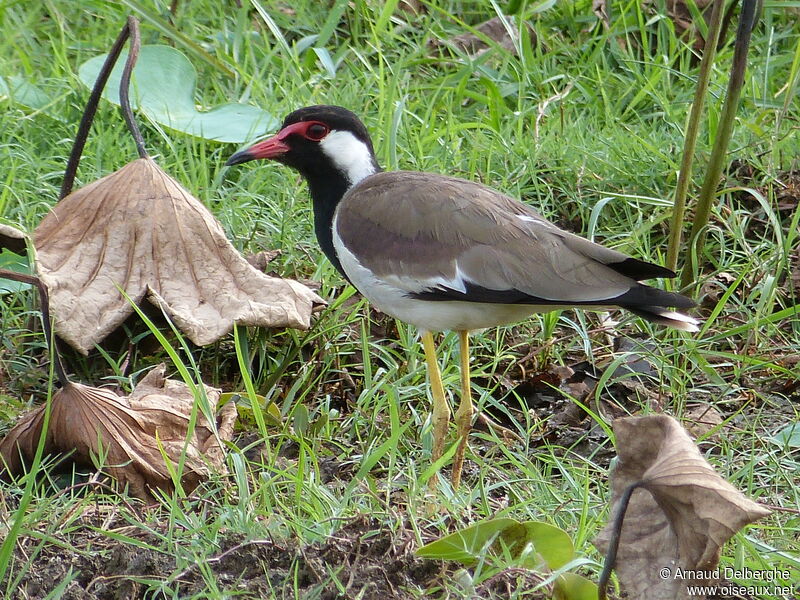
[594, 1, 714, 52]
[430, 16, 537, 58]
[595, 415, 770, 599]
[0, 364, 235, 500]
[0, 223, 26, 254]
[682, 403, 724, 443]
[34, 157, 323, 354]
[659, 0, 714, 39]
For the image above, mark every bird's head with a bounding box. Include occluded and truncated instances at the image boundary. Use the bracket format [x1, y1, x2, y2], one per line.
[226, 105, 380, 188]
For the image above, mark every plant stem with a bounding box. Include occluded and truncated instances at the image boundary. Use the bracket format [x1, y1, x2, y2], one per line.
[666, 0, 726, 273]
[0, 270, 70, 388]
[680, 0, 761, 288]
[598, 480, 645, 600]
[119, 16, 148, 159]
[60, 20, 132, 199]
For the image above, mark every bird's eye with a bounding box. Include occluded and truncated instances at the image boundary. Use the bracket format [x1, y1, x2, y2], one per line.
[306, 123, 328, 141]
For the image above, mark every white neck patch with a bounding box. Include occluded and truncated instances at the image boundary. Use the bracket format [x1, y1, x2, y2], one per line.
[319, 130, 377, 188]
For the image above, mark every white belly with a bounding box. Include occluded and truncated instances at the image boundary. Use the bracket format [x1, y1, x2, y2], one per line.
[332, 224, 551, 332]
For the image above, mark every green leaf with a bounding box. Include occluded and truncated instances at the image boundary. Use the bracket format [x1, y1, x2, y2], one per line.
[0, 393, 27, 422]
[312, 47, 338, 78]
[307, 410, 329, 436]
[498, 521, 575, 570]
[121, 0, 235, 77]
[266, 402, 282, 425]
[553, 573, 599, 600]
[0, 75, 63, 120]
[0, 249, 32, 294]
[77, 45, 277, 143]
[314, 0, 349, 48]
[416, 518, 519, 564]
[506, 0, 524, 14]
[293, 403, 309, 436]
[770, 421, 800, 448]
[529, 0, 557, 14]
[223, 392, 282, 428]
[0, 75, 49, 110]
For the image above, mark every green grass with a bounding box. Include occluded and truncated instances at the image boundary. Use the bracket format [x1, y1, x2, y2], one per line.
[0, 1, 799, 598]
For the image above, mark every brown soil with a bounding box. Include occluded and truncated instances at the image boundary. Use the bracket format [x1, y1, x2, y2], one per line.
[4, 511, 447, 600]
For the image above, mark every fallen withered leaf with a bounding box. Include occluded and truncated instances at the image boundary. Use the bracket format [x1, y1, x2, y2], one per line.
[397, 0, 424, 16]
[593, 0, 610, 30]
[246, 248, 283, 272]
[34, 157, 323, 354]
[430, 16, 537, 58]
[595, 0, 717, 54]
[682, 403, 724, 443]
[0, 364, 235, 500]
[0, 223, 26, 254]
[595, 415, 770, 599]
[659, 0, 715, 39]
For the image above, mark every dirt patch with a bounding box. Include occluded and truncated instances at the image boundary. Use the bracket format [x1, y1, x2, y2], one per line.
[294, 517, 440, 599]
[4, 510, 444, 600]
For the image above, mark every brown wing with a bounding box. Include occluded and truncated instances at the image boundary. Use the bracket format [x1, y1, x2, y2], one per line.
[335, 171, 677, 305]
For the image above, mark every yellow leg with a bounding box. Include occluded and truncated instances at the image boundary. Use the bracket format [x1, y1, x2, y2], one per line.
[421, 331, 450, 486]
[451, 330, 473, 488]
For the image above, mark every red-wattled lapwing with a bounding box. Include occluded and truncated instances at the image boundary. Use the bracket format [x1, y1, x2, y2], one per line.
[226, 105, 698, 488]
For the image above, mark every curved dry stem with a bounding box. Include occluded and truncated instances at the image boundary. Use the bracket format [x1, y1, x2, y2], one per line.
[0, 269, 69, 388]
[597, 480, 645, 600]
[119, 16, 147, 159]
[60, 22, 131, 199]
[60, 16, 147, 199]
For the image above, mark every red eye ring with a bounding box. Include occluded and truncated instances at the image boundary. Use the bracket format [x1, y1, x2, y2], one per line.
[305, 122, 329, 141]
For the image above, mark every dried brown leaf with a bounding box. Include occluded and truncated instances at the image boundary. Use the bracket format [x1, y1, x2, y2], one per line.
[247, 249, 283, 272]
[593, 0, 610, 29]
[430, 16, 537, 58]
[642, 0, 715, 49]
[34, 158, 323, 354]
[0, 364, 234, 500]
[397, 0, 424, 16]
[595, 415, 770, 599]
[682, 403, 724, 443]
[0, 223, 26, 254]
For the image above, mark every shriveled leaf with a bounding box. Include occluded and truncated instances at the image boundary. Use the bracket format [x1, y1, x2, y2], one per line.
[658, 0, 714, 39]
[0, 365, 235, 500]
[416, 518, 518, 564]
[397, 0, 425, 15]
[0, 223, 27, 254]
[595, 415, 771, 600]
[78, 46, 277, 143]
[34, 158, 322, 354]
[593, 0, 610, 29]
[430, 16, 537, 58]
[682, 403, 724, 442]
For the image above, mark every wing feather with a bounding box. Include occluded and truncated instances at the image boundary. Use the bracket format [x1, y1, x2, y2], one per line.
[335, 171, 671, 305]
